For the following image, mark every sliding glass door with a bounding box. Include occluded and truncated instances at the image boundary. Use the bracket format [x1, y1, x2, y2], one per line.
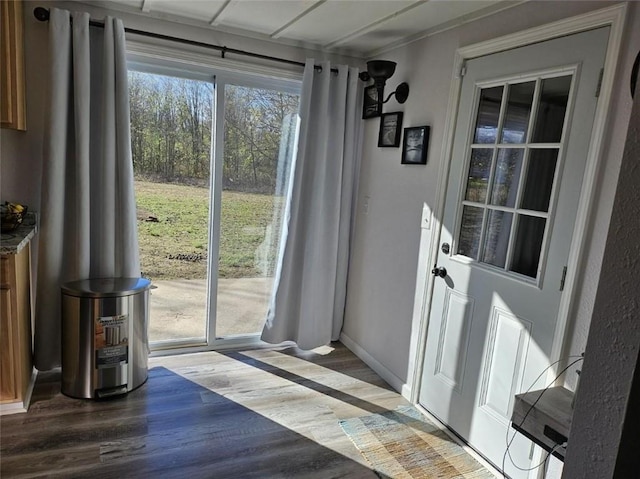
[209, 76, 300, 343]
[128, 64, 299, 350]
[129, 69, 213, 346]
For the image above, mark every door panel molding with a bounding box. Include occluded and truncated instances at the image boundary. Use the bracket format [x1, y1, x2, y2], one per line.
[478, 307, 531, 424]
[434, 288, 474, 393]
[411, 3, 627, 404]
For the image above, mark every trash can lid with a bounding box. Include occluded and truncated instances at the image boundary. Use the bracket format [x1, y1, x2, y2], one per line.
[61, 277, 152, 298]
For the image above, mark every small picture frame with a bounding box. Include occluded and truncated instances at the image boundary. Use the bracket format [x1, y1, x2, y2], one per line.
[362, 85, 382, 119]
[378, 112, 403, 147]
[401, 126, 430, 165]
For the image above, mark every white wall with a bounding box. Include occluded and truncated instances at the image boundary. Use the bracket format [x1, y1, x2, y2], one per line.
[343, 0, 640, 395]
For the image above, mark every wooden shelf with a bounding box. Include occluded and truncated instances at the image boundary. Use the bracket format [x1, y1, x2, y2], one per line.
[511, 386, 574, 461]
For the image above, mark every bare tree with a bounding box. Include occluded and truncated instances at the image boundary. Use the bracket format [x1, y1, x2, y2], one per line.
[128, 72, 297, 191]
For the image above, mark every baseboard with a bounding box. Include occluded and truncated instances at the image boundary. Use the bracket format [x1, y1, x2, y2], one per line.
[0, 367, 38, 416]
[339, 332, 410, 399]
[401, 383, 413, 400]
[0, 401, 27, 415]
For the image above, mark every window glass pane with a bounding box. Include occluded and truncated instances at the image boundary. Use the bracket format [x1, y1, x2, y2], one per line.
[511, 215, 546, 278]
[501, 81, 535, 143]
[473, 86, 503, 144]
[481, 210, 513, 268]
[490, 149, 523, 208]
[129, 71, 213, 343]
[457, 206, 484, 260]
[531, 76, 572, 143]
[218, 85, 300, 337]
[465, 149, 493, 203]
[520, 149, 558, 212]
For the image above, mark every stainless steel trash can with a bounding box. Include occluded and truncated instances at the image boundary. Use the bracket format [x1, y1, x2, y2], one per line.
[61, 278, 151, 399]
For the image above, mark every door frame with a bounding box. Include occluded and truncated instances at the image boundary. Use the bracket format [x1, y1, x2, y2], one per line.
[410, 3, 628, 404]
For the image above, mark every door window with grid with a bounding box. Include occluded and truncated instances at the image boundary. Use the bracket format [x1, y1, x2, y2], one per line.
[456, 75, 573, 280]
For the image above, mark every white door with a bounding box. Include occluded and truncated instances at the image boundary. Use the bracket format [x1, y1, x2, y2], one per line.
[419, 27, 609, 477]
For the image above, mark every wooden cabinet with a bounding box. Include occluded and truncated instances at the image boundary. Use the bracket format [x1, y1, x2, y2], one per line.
[0, 243, 34, 412]
[1, 0, 26, 131]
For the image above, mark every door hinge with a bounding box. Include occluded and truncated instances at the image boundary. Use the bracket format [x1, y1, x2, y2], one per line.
[595, 68, 604, 98]
[560, 266, 568, 291]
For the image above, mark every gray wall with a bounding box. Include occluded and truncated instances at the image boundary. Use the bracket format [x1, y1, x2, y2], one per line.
[342, 0, 640, 395]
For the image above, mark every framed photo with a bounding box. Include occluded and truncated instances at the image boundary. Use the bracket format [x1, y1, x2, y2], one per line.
[362, 85, 382, 119]
[401, 126, 430, 165]
[378, 112, 403, 147]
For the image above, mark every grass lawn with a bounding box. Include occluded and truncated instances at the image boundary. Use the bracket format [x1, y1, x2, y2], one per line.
[135, 180, 282, 280]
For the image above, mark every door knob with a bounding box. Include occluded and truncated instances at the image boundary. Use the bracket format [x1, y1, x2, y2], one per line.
[431, 265, 447, 278]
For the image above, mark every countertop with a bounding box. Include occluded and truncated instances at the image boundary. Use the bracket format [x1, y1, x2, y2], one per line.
[0, 212, 37, 255]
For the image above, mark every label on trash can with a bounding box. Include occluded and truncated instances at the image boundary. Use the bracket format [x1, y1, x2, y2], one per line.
[95, 314, 129, 369]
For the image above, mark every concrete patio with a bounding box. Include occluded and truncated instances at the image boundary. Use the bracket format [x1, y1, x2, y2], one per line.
[147, 277, 273, 342]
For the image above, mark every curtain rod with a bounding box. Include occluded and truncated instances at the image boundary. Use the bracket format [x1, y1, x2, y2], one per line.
[33, 7, 338, 74]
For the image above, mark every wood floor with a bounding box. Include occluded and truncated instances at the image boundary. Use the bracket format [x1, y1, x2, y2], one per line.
[1, 343, 413, 478]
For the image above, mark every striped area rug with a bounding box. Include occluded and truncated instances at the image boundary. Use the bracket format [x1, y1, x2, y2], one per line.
[339, 406, 495, 479]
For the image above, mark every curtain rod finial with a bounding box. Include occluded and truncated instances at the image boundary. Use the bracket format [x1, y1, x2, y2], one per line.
[34, 7, 50, 22]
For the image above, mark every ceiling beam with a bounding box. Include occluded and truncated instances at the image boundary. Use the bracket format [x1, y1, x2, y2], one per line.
[140, 0, 154, 13]
[210, 0, 233, 26]
[270, 0, 326, 39]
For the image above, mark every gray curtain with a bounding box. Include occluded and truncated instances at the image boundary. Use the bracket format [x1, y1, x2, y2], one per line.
[35, 9, 139, 370]
[261, 60, 362, 350]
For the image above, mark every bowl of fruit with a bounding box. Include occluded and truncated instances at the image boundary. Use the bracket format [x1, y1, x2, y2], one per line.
[1, 202, 27, 233]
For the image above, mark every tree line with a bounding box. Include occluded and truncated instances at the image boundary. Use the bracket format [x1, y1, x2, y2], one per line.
[128, 71, 299, 193]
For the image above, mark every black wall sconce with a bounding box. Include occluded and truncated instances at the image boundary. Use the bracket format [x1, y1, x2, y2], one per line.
[359, 60, 409, 106]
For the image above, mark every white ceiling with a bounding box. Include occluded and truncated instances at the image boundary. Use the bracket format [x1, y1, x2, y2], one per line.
[74, 0, 521, 57]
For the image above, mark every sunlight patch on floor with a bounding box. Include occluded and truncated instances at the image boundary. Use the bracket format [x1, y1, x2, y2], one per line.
[149, 346, 407, 463]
